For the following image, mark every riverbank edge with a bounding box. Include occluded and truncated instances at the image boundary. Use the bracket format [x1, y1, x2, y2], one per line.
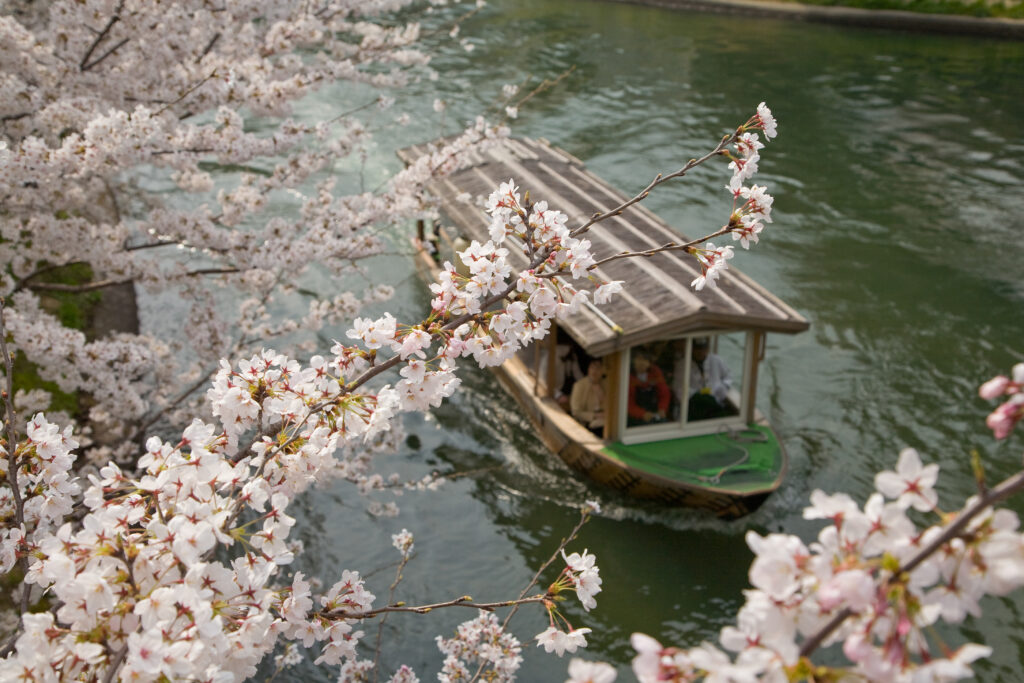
[605, 0, 1024, 38]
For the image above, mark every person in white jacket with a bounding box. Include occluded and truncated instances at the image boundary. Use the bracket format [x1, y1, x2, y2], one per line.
[674, 337, 734, 420]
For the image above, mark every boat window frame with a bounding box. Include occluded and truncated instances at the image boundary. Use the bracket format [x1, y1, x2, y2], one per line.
[617, 331, 754, 445]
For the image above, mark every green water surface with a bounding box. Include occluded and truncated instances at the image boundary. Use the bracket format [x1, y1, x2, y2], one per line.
[142, 2, 1024, 679]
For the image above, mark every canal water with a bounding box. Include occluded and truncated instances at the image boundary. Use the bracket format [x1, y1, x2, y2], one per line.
[223, 1, 1024, 679]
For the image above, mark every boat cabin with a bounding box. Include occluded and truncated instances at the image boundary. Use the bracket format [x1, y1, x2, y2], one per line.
[399, 137, 809, 515]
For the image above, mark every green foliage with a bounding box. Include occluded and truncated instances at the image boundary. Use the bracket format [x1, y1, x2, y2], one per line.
[11, 351, 80, 416]
[37, 262, 102, 331]
[11, 261, 103, 418]
[789, 0, 1024, 19]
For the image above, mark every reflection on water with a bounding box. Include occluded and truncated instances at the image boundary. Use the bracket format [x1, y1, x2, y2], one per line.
[247, 1, 1024, 679]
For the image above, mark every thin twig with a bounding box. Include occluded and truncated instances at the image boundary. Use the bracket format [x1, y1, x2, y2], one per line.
[327, 594, 546, 620]
[155, 71, 219, 117]
[196, 32, 222, 63]
[588, 225, 733, 270]
[26, 268, 239, 294]
[569, 133, 735, 240]
[327, 98, 380, 125]
[130, 367, 218, 444]
[505, 66, 576, 120]
[373, 553, 413, 683]
[0, 300, 32, 630]
[80, 4, 124, 71]
[102, 646, 128, 683]
[82, 37, 130, 72]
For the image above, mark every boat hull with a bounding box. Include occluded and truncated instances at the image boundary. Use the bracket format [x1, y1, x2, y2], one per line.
[491, 353, 784, 520]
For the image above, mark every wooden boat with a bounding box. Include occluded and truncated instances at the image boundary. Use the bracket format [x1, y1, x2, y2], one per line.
[398, 137, 809, 519]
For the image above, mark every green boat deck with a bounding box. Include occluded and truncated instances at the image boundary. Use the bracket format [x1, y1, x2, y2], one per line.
[600, 425, 783, 493]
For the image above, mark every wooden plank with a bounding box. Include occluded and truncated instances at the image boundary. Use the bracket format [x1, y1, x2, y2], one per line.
[604, 351, 621, 442]
[744, 332, 763, 422]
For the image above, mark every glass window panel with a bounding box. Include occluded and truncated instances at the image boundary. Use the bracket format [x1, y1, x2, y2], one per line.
[678, 333, 745, 425]
[621, 333, 749, 440]
[624, 341, 675, 428]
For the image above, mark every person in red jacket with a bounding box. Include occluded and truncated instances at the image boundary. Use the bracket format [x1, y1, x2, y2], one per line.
[627, 351, 671, 426]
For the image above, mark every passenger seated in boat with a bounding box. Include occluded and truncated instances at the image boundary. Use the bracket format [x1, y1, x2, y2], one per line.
[628, 352, 671, 426]
[571, 360, 606, 436]
[674, 337, 736, 421]
[538, 340, 585, 410]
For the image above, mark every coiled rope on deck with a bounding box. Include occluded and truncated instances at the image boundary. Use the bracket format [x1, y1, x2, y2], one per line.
[695, 427, 770, 485]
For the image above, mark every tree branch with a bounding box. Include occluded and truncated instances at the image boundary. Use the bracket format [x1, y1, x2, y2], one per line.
[12, 261, 87, 294]
[569, 132, 735, 240]
[82, 37, 130, 72]
[26, 268, 239, 293]
[588, 225, 733, 270]
[373, 552, 412, 682]
[0, 299, 32, 634]
[325, 594, 546, 620]
[101, 645, 128, 683]
[80, 7, 123, 71]
[155, 71, 219, 117]
[797, 469, 1024, 658]
[196, 32, 221, 63]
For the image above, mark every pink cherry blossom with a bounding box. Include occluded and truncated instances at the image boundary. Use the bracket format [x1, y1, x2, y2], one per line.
[566, 657, 617, 683]
[875, 448, 939, 511]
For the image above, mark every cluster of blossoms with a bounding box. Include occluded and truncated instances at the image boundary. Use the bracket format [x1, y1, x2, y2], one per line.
[0, 409, 381, 680]
[0, 343, 515, 681]
[689, 102, 778, 291]
[0, 0, 506, 451]
[979, 362, 1024, 439]
[3, 100, 774, 678]
[436, 611, 523, 682]
[0, 414, 79, 574]
[0, 331, 609, 680]
[534, 548, 604, 657]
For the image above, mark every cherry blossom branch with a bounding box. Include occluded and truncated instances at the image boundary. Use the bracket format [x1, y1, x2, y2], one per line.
[0, 299, 31, 630]
[155, 70, 219, 117]
[466, 507, 594, 683]
[11, 261, 87, 294]
[569, 132, 736, 240]
[0, 300, 24, 529]
[25, 268, 240, 293]
[79, 3, 124, 71]
[798, 468, 1024, 658]
[502, 507, 591, 629]
[588, 225, 733, 270]
[82, 37, 130, 72]
[344, 157, 738, 397]
[328, 594, 546, 619]
[373, 551, 413, 681]
[102, 646, 128, 683]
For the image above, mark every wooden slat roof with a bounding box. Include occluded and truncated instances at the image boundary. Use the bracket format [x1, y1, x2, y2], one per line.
[399, 137, 809, 358]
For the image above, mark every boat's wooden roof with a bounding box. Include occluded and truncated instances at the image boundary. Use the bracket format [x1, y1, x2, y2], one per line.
[398, 137, 809, 358]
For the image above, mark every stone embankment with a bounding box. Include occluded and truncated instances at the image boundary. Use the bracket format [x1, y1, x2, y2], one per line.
[608, 0, 1024, 38]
